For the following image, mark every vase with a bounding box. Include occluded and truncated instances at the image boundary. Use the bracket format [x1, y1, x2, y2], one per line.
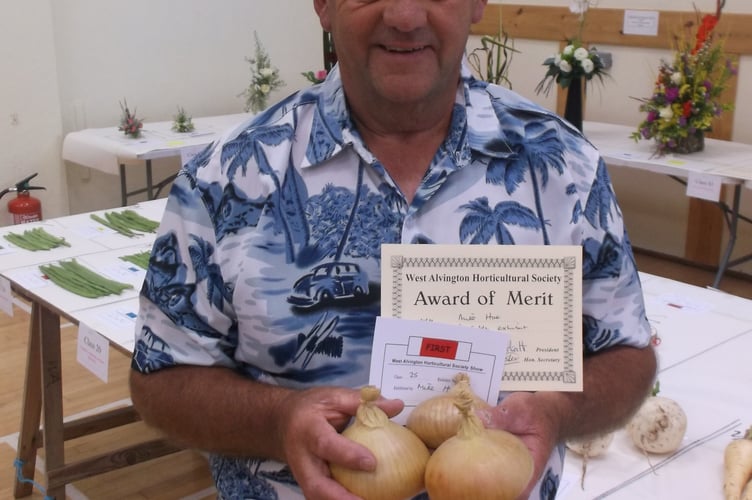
[563, 78, 584, 132]
[670, 131, 705, 154]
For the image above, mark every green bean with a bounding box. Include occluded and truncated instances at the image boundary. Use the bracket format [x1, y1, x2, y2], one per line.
[3, 228, 69, 251]
[119, 251, 151, 269]
[90, 210, 159, 237]
[25, 229, 58, 250]
[30, 227, 71, 247]
[39, 259, 134, 298]
[40, 264, 104, 298]
[58, 259, 133, 294]
[120, 210, 160, 232]
[105, 212, 140, 237]
[90, 213, 137, 237]
[4, 232, 42, 251]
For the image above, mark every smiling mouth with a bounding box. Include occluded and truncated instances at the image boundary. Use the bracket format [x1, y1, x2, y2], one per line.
[383, 45, 427, 53]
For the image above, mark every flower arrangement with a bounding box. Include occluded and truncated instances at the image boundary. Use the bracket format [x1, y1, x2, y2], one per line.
[467, 20, 517, 87]
[302, 69, 328, 84]
[118, 99, 143, 138]
[631, 0, 736, 155]
[171, 106, 195, 133]
[535, 1, 607, 96]
[240, 32, 285, 113]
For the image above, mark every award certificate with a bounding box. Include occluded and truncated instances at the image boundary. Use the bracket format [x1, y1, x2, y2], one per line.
[381, 244, 583, 391]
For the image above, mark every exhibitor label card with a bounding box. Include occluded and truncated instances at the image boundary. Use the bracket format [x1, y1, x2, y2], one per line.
[369, 316, 509, 425]
[381, 244, 582, 392]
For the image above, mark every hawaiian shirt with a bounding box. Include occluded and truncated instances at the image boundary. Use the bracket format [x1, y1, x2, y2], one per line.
[133, 61, 653, 500]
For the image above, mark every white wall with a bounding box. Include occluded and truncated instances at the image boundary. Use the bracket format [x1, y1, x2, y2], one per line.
[0, 1, 66, 225]
[50, 0, 323, 214]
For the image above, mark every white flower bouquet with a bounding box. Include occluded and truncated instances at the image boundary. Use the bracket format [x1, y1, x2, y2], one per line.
[240, 32, 285, 113]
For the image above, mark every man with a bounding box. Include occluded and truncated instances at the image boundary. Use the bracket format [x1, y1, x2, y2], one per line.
[130, 0, 657, 498]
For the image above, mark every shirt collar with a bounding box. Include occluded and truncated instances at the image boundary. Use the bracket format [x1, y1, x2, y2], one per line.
[302, 58, 521, 169]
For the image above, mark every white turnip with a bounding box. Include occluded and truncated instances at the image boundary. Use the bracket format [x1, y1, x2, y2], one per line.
[566, 432, 614, 488]
[627, 384, 687, 455]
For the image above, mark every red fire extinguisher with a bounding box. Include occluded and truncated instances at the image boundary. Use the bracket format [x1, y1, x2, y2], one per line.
[0, 173, 46, 225]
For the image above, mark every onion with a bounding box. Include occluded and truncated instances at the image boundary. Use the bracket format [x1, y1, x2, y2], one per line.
[329, 385, 430, 500]
[424, 389, 534, 500]
[407, 372, 492, 449]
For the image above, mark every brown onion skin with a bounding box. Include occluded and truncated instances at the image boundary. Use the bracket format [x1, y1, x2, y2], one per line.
[424, 388, 533, 500]
[407, 396, 492, 449]
[407, 373, 492, 449]
[424, 427, 533, 500]
[329, 386, 430, 500]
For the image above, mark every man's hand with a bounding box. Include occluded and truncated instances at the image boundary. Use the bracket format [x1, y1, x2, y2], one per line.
[476, 392, 560, 499]
[131, 368, 405, 499]
[276, 386, 404, 500]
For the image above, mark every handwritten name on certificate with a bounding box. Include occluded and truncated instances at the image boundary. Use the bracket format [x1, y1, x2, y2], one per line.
[369, 317, 509, 425]
[381, 244, 583, 392]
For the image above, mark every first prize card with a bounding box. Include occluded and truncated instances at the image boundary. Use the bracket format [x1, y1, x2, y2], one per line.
[369, 316, 509, 425]
[380, 244, 583, 392]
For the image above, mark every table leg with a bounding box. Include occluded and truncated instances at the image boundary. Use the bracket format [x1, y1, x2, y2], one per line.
[145, 159, 154, 200]
[713, 185, 741, 289]
[38, 304, 66, 499]
[13, 302, 43, 498]
[119, 163, 128, 207]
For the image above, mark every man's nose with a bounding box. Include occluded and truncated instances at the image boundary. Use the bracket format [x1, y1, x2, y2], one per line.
[382, 0, 428, 32]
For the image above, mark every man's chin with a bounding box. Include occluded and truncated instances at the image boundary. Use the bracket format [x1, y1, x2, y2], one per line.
[373, 77, 437, 104]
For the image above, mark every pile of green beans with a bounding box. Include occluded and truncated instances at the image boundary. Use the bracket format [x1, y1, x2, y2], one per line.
[39, 259, 134, 298]
[90, 210, 160, 237]
[119, 251, 151, 270]
[4, 227, 71, 251]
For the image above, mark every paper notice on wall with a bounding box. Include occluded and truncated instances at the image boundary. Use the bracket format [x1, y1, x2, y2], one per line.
[623, 10, 659, 36]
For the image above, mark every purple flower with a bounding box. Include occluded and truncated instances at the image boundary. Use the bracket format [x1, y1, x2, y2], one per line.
[647, 111, 658, 123]
[665, 87, 679, 102]
[727, 59, 738, 76]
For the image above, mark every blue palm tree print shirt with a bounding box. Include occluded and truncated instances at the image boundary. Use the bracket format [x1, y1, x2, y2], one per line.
[133, 61, 652, 500]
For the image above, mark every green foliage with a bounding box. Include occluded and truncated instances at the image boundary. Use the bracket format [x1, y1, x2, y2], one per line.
[172, 106, 195, 133]
[467, 28, 518, 88]
[240, 32, 285, 113]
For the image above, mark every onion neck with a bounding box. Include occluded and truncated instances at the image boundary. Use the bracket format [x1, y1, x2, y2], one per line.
[357, 403, 390, 428]
[457, 412, 485, 440]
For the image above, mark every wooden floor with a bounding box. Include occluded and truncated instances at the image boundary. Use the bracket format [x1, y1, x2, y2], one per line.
[0, 251, 750, 500]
